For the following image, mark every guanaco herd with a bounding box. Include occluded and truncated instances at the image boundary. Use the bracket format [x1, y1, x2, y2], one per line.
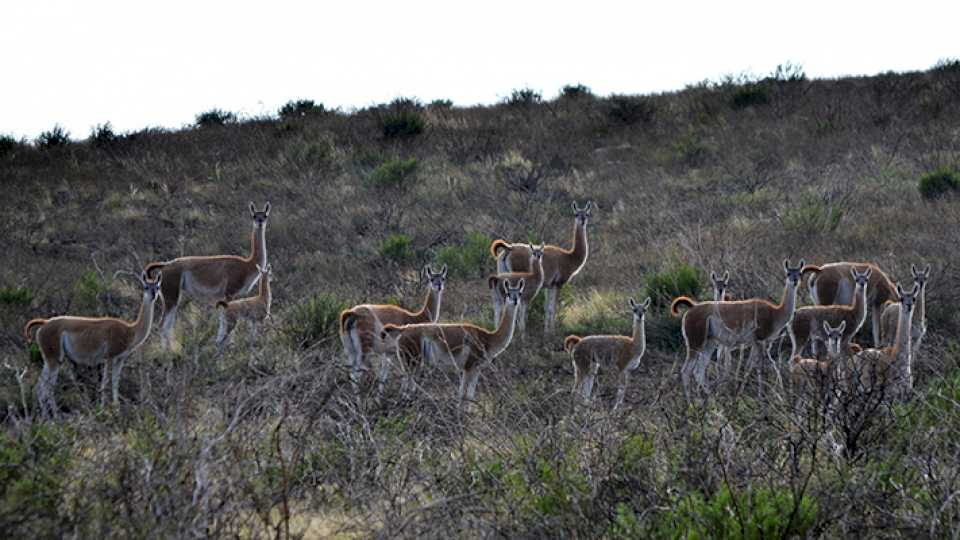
[22, 201, 930, 417]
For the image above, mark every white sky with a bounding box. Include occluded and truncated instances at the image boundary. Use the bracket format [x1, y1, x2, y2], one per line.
[3, 0, 958, 140]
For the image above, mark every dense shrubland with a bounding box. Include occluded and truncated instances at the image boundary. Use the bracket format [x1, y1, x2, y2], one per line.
[1, 63, 960, 537]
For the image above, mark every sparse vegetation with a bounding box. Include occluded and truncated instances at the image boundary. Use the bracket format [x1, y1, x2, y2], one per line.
[35, 125, 70, 149]
[0, 287, 33, 306]
[89, 122, 118, 148]
[606, 94, 656, 124]
[367, 156, 418, 189]
[918, 167, 960, 200]
[434, 231, 491, 279]
[280, 292, 349, 349]
[278, 99, 325, 119]
[505, 87, 542, 107]
[379, 233, 414, 264]
[0, 135, 20, 160]
[195, 108, 237, 127]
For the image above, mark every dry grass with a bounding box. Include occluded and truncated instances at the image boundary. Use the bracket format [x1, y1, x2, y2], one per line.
[2, 64, 960, 537]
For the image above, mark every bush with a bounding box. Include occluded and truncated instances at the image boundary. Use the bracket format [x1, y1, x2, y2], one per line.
[35, 125, 70, 150]
[643, 263, 703, 311]
[918, 168, 960, 200]
[730, 83, 771, 110]
[0, 423, 73, 535]
[778, 196, 844, 236]
[0, 135, 21, 159]
[281, 293, 350, 349]
[654, 486, 817, 539]
[429, 98, 453, 108]
[382, 111, 425, 139]
[607, 94, 656, 125]
[561, 289, 630, 337]
[560, 84, 592, 100]
[434, 231, 491, 279]
[367, 157, 418, 189]
[278, 99, 325, 119]
[932, 58, 960, 73]
[195, 108, 237, 127]
[0, 287, 33, 306]
[72, 271, 105, 314]
[379, 234, 413, 264]
[505, 87, 542, 107]
[89, 122, 118, 148]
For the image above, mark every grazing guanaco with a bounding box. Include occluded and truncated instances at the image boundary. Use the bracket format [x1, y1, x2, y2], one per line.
[25, 271, 162, 417]
[880, 264, 929, 351]
[488, 243, 544, 337]
[144, 202, 271, 349]
[215, 263, 272, 350]
[380, 279, 525, 404]
[852, 283, 919, 398]
[802, 261, 897, 347]
[564, 297, 650, 410]
[339, 265, 447, 396]
[788, 267, 870, 359]
[672, 259, 805, 400]
[490, 200, 591, 334]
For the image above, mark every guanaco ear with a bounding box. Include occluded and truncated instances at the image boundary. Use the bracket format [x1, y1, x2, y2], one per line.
[838, 320, 846, 333]
[849, 267, 858, 279]
[516, 278, 526, 293]
[896, 282, 905, 298]
[139, 271, 148, 286]
[154, 271, 162, 287]
[264, 202, 271, 216]
[912, 283, 921, 296]
[722, 271, 729, 281]
[711, 271, 718, 281]
[863, 266, 872, 278]
[440, 264, 448, 278]
[797, 259, 805, 269]
[923, 264, 931, 276]
[783, 259, 790, 272]
[822, 321, 831, 335]
[249, 202, 256, 216]
[585, 200, 593, 211]
[629, 298, 637, 309]
[642, 297, 651, 309]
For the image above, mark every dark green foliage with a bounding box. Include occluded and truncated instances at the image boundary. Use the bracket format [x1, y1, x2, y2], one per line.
[643, 263, 703, 311]
[281, 293, 349, 349]
[28, 343, 42, 365]
[278, 99, 325, 119]
[72, 271, 104, 314]
[380, 234, 413, 264]
[731, 83, 771, 110]
[382, 111, 425, 139]
[932, 58, 960, 73]
[0, 135, 20, 159]
[35, 125, 70, 150]
[918, 168, 960, 200]
[367, 157, 418, 189]
[505, 87, 542, 107]
[434, 231, 491, 279]
[429, 98, 453, 108]
[0, 287, 33, 306]
[560, 84, 592, 99]
[0, 423, 73, 535]
[606, 94, 656, 124]
[195, 108, 237, 127]
[90, 122, 118, 148]
[778, 196, 844, 236]
[654, 486, 817, 539]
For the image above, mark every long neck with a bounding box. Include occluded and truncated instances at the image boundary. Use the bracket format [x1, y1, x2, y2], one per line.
[852, 282, 868, 331]
[631, 315, 646, 358]
[713, 286, 723, 301]
[485, 301, 519, 357]
[772, 279, 799, 328]
[917, 283, 926, 328]
[893, 303, 913, 377]
[570, 221, 588, 262]
[249, 224, 267, 268]
[416, 287, 442, 323]
[129, 294, 156, 347]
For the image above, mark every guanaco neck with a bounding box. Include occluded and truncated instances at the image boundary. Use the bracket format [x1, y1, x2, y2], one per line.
[569, 220, 588, 266]
[850, 281, 868, 334]
[917, 282, 926, 331]
[893, 301, 913, 383]
[772, 278, 800, 331]
[249, 223, 267, 269]
[484, 300, 519, 357]
[128, 293, 157, 348]
[631, 314, 646, 359]
[415, 286, 443, 323]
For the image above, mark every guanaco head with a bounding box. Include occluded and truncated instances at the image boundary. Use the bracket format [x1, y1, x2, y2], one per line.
[849, 266, 872, 290]
[629, 297, 652, 320]
[572, 200, 593, 226]
[783, 259, 805, 286]
[139, 270, 162, 305]
[249, 202, 271, 229]
[895, 282, 921, 313]
[822, 320, 846, 357]
[531, 242, 546, 261]
[911, 263, 931, 291]
[502, 278, 526, 306]
[710, 271, 730, 300]
[423, 265, 448, 292]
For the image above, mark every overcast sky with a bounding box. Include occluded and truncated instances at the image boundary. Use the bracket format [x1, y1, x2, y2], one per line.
[3, 0, 957, 140]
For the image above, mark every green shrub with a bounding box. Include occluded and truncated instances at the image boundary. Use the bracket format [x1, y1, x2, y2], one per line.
[505, 87, 542, 107]
[932, 58, 960, 73]
[643, 263, 703, 311]
[429, 98, 453, 108]
[778, 196, 844, 236]
[561, 289, 630, 337]
[607, 94, 656, 124]
[654, 486, 817, 539]
[382, 110, 425, 139]
[35, 125, 70, 150]
[89, 122, 117, 148]
[28, 343, 43, 365]
[434, 231, 491, 279]
[367, 157, 418, 189]
[72, 271, 105, 314]
[0, 135, 21, 159]
[278, 99, 325, 119]
[730, 83, 771, 110]
[281, 293, 350, 349]
[672, 130, 712, 168]
[0, 423, 73, 534]
[560, 83, 592, 100]
[0, 286, 33, 306]
[195, 108, 237, 127]
[379, 234, 414, 264]
[918, 168, 960, 200]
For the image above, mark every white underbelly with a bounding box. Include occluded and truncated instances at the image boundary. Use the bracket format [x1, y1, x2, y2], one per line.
[183, 272, 227, 300]
[63, 332, 108, 366]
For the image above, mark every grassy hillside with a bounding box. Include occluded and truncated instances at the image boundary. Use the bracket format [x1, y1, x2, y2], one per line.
[2, 62, 960, 537]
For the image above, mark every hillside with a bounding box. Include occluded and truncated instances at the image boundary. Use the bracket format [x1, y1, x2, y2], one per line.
[2, 63, 960, 537]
